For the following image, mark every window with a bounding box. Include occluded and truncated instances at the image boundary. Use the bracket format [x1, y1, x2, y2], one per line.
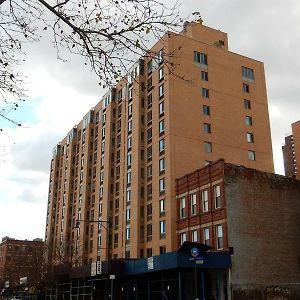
[159, 178, 165, 193]
[147, 59, 153, 74]
[194, 51, 207, 65]
[128, 88, 133, 100]
[203, 123, 211, 133]
[244, 99, 251, 109]
[126, 190, 131, 202]
[202, 189, 208, 212]
[242, 66, 254, 81]
[201, 71, 208, 81]
[245, 116, 252, 126]
[157, 48, 163, 64]
[127, 153, 132, 166]
[204, 227, 210, 245]
[128, 119, 132, 132]
[180, 232, 187, 245]
[126, 208, 131, 221]
[214, 185, 221, 209]
[179, 197, 186, 218]
[216, 224, 223, 249]
[202, 88, 209, 98]
[247, 132, 254, 143]
[147, 164, 152, 179]
[190, 193, 197, 216]
[191, 230, 198, 242]
[159, 67, 164, 80]
[159, 245, 166, 254]
[147, 110, 152, 124]
[159, 120, 165, 134]
[147, 203, 152, 217]
[159, 199, 165, 214]
[147, 94, 152, 107]
[147, 146, 152, 160]
[248, 150, 256, 161]
[204, 141, 212, 153]
[127, 170, 131, 184]
[159, 138, 165, 153]
[147, 128, 152, 142]
[243, 83, 250, 93]
[147, 248, 152, 257]
[127, 136, 132, 149]
[203, 105, 210, 116]
[147, 77, 153, 91]
[160, 220, 166, 236]
[128, 104, 133, 116]
[159, 84, 164, 98]
[159, 158, 165, 173]
[147, 224, 152, 241]
[159, 101, 164, 116]
[114, 233, 118, 244]
[147, 184, 152, 198]
[126, 227, 130, 240]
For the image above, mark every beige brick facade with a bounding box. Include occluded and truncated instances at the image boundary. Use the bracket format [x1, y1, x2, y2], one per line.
[45, 22, 274, 266]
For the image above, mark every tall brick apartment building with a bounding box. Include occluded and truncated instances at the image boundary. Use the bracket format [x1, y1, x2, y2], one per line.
[282, 120, 300, 179]
[0, 237, 44, 290]
[45, 22, 274, 266]
[176, 160, 300, 298]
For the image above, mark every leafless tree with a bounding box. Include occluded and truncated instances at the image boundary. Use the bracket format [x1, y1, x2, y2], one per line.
[0, 0, 197, 128]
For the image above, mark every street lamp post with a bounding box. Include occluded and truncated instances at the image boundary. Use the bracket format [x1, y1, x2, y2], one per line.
[75, 219, 113, 298]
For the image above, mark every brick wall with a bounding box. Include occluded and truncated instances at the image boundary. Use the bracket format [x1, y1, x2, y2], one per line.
[224, 164, 300, 298]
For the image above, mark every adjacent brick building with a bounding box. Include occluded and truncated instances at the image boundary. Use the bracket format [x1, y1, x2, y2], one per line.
[282, 120, 300, 179]
[45, 21, 274, 266]
[0, 237, 44, 289]
[176, 159, 300, 299]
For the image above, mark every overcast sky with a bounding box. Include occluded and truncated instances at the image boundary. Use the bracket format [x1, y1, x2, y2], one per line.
[1, 0, 299, 241]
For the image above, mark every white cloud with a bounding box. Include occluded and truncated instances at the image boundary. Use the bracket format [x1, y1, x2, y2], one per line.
[1, 0, 300, 239]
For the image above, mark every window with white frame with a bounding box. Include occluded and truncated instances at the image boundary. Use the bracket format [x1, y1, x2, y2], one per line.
[126, 190, 131, 202]
[180, 232, 187, 245]
[248, 150, 256, 161]
[204, 227, 210, 245]
[127, 153, 132, 166]
[202, 88, 209, 98]
[159, 178, 165, 193]
[128, 103, 133, 116]
[159, 138, 165, 153]
[202, 189, 209, 212]
[128, 119, 132, 132]
[159, 158, 165, 173]
[214, 185, 221, 209]
[245, 116, 253, 126]
[179, 197, 186, 218]
[242, 66, 254, 81]
[190, 193, 197, 216]
[191, 230, 198, 242]
[159, 199, 165, 214]
[147, 164, 152, 178]
[159, 120, 165, 134]
[126, 227, 130, 240]
[216, 224, 223, 249]
[126, 208, 131, 221]
[127, 136, 132, 149]
[159, 101, 164, 116]
[247, 132, 254, 143]
[127, 170, 131, 184]
[204, 141, 212, 153]
[194, 51, 207, 65]
[160, 220, 166, 235]
[159, 84, 164, 98]
[159, 67, 164, 80]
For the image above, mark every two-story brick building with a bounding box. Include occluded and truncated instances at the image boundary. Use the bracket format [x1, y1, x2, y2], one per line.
[176, 160, 300, 299]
